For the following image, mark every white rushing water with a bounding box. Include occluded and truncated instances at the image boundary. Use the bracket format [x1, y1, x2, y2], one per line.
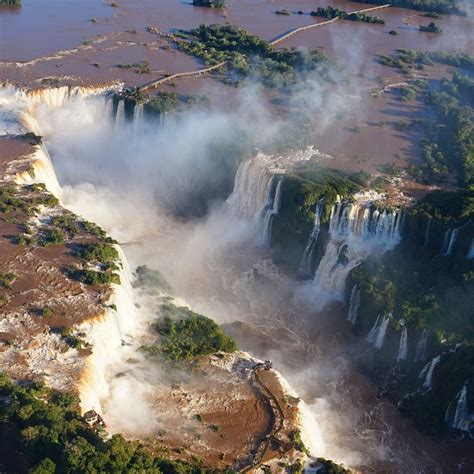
[467, 239, 474, 259]
[305, 199, 402, 308]
[347, 285, 361, 325]
[445, 382, 472, 432]
[299, 199, 324, 275]
[419, 355, 441, 390]
[415, 329, 429, 363]
[442, 227, 459, 256]
[397, 325, 408, 362]
[366, 314, 391, 350]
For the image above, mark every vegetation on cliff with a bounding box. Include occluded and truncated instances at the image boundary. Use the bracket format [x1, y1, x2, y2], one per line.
[141, 303, 237, 362]
[0, 375, 213, 473]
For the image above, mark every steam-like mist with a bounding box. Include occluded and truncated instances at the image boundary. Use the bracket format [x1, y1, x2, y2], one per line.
[17, 76, 443, 471]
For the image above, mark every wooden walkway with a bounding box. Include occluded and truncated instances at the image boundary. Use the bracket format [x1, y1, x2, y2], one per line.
[138, 3, 390, 91]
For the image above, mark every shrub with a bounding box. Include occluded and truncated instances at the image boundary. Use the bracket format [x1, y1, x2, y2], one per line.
[71, 269, 120, 286]
[41, 228, 65, 246]
[153, 303, 237, 361]
[74, 242, 118, 264]
[0, 272, 16, 289]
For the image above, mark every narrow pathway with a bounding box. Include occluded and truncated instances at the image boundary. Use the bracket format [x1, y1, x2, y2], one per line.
[240, 366, 287, 473]
[138, 4, 390, 92]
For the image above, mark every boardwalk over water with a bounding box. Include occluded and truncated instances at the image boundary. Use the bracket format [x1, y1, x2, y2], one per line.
[138, 4, 390, 91]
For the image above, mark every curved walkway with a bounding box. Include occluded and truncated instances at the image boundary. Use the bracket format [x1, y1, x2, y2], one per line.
[138, 4, 390, 91]
[240, 367, 286, 473]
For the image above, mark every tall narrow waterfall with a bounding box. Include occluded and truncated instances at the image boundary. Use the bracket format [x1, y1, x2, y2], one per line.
[445, 383, 471, 432]
[414, 329, 429, 362]
[262, 178, 283, 246]
[299, 199, 324, 274]
[419, 355, 441, 390]
[367, 314, 391, 349]
[133, 103, 145, 129]
[397, 325, 408, 361]
[347, 285, 361, 325]
[442, 228, 459, 256]
[115, 100, 126, 127]
[311, 199, 401, 304]
[467, 239, 474, 259]
[424, 218, 432, 246]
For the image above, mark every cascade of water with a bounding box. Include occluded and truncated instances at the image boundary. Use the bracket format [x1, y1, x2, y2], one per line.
[397, 326, 408, 361]
[299, 199, 324, 274]
[442, 228, 459, 255]
[467, 239, 474, 259]
[374, 314, 391, 350]
[424, 218, 432, 246]
[367, 314, 381, 344]
[133, 103, 145, 129]
[414, 329, 429, 362]
[227, 157, 274, 221]
[311, 201, 401, 303]
[347, 285, 361, 325]
[419, 355, 441, 390]
[452, 383, 469, 429]
[115, 100, 126, 127]
[262, 178, 282, 246]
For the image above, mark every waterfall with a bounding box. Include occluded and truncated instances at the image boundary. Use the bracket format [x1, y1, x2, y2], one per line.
[347, 285, 361, 325]
[299, 199, 324, 274]
[262, 178, 283, 246]
[423, 218, 432, 246]
[442, 228, 459, 256]
[374, 314, 391, 350]
[227, 154, 285, 245]
[414, 329, 429, 362]
[311, 200, 401, 304]
[419, 355, 441, 390]
[133, 103, 145, 130]
[115, 100, 126, 127]
[467, 239, 474, 259]
[367, 315, 381, 344]
[397, 326, 408, 361]
[445, 383, 471, 431]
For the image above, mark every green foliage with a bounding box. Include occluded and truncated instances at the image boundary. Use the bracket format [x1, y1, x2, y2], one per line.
[0, 272, 16, 289]
[74, 242, 119, 264]
[151, 303, 237, 361]
[419, 21, 442, 32]
[0, 375, 210, 472]
[275, 9, 291, 15]
[422, 80, 474, 185]
[289, 430, 309, 454]
[51, 214, 79, 236]
[40, 228, 65, 246]
[310, 6, 385, 23]
[349, 0, 467, 15]
[379, 49, 474, 73]
[192, 0, 225, 7]
[350, 242, 474, 343]
[81, 220, 116, 243]
[146, 92, 179, 116]
[0, 0, 21, 5]
[41, 307, 54, 318]
[135, 265, 173, 293]
[399, 85, 417, 101]
[389, 30, 399, 35]
[69, 269, 121, 286]
[178, 24, 329, 87]
[314, 458, 350, 474]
